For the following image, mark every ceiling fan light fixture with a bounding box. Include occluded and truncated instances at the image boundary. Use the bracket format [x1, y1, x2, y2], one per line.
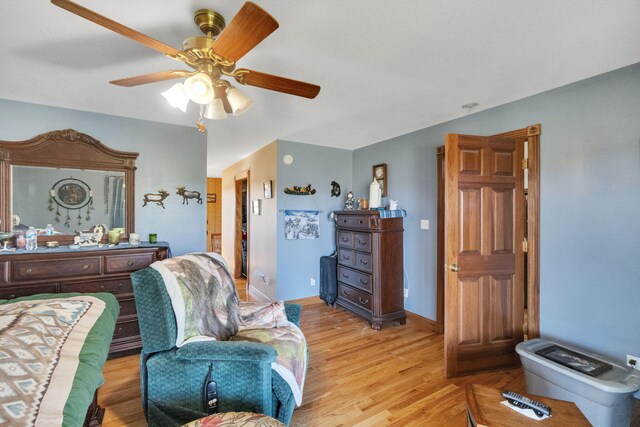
[161, 83, 190, 112]
[184, 72, 215, 105]
[226, 86, 253, 116]
[204, 97, 228, 120]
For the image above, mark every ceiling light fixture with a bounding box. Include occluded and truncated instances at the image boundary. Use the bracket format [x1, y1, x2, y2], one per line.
[461, 102, 479, 113]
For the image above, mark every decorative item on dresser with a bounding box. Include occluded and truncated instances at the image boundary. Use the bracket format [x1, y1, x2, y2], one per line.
[0, 244, 169, 358]
[333, 210, 406, 330]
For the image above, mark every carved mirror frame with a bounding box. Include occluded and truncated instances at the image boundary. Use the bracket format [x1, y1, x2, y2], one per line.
[0, 129, 138, 244]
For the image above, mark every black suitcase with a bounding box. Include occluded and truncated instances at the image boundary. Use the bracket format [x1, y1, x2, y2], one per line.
[319, 255, 338, 306]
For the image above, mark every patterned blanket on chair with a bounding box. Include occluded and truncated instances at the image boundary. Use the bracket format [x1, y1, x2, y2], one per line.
[0, 296, 105, 426]
[151, 253, 307, 406]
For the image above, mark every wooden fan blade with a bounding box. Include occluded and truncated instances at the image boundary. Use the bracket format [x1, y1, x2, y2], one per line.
[51, 0, 180, 57]
[235, 70, 321, 99]
[212, 2, 279, 62]
[110, 70, 192, 87]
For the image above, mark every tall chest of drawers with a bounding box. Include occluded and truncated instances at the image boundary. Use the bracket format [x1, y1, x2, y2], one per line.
[334, 210, 406, 330]
[0, 245, 168, 358]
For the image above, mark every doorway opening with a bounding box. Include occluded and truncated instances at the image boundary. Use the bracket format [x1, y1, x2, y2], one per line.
[234, 171, 249, 279]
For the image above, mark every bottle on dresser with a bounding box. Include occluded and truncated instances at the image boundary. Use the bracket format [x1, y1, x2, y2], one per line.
[25, 226, 38, 250]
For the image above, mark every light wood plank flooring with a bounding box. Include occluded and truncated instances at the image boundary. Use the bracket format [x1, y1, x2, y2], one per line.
[100, 282, 639, 426]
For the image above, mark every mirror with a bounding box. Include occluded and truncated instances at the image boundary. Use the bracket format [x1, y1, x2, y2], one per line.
[12, 166, 126, 233]
[0, 129, 138, 244]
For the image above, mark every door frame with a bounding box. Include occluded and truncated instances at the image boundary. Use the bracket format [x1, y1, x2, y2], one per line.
[435, 124, 541, 339]
[234, 169, 250, 279]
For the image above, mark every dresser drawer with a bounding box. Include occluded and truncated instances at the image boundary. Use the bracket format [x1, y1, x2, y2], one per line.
[353, 233, 371, 252]
[12, 257, 101, 281]
[0, 261, 7, 283]
[61, 278, 133, 296]
[338, 248, 355, 267]
[337, 231, 353, 248]
[112, 319, 140, 341]
[105, 253, 154, 274]
[337, 214, 371, 230]
[117, 298, 137, 317]
[0, 284, 58, 300]
[354, 252, 373, 273]
[338, 283, 372, 312]
[338, 265, 372, 293]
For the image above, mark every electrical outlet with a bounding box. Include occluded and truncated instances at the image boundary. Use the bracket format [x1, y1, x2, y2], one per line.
[627, 354, 640, 371]
[404, 288, 409, 298]
[420, 219, 429, 230]
[310, 276, 316, 287]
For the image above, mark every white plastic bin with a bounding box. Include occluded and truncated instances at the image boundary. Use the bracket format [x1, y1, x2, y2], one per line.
[516, 339, 640, 426]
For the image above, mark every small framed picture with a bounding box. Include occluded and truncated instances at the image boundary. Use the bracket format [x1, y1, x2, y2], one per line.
[263, 180, 273, 199]
[535, 344, 612, 377]
[252, 199, 261, 215]
[207, 193, 217, 203]
[373, 163, 387, 197]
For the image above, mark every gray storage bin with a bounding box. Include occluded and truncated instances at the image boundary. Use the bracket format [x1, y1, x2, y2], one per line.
[517, 339, 640, 426]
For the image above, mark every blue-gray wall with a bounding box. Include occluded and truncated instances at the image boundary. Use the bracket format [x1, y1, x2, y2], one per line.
[352, 63, 640, 363]
[0, 99, 207, 256]
[276, 141, 352, 300]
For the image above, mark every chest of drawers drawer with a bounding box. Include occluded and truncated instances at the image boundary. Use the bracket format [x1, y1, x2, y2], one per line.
[336, 214, 374, 230]
[337, 231, 353, 247]
[338, 248, 355, 267]
[338, 283, 372, 312]
[0, 284, 59, 300]
[61, 278, 133, 296]
[338, 265, 372, 293]
[354, 252, 372, 273]
[353, 233, 371, 252]
[12, 257, 101, 281]
[104, 253, 155, 274]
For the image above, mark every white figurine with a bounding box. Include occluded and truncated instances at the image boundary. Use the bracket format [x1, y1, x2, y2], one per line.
[389, 199, 398, 210]
[369, 178, 382, 208]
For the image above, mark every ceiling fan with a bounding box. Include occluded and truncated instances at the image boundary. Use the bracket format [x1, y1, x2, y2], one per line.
[50, 0, 321, 128]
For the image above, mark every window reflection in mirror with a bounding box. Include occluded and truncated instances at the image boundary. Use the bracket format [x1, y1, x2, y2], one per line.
[12, 166, 126, 234]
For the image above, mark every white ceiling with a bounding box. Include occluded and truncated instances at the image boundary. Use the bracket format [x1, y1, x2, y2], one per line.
[2, 1, 639, 176]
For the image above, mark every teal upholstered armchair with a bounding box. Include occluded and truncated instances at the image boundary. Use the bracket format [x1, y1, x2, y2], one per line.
[131, 268, 302, 427]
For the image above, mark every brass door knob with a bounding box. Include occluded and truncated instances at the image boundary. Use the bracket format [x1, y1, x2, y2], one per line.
[450, 264, 460, 272]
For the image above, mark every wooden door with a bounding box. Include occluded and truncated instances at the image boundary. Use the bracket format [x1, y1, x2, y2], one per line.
[444, 132, 525, 377]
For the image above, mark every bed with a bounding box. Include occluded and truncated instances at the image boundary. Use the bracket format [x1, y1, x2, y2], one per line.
[0, 292, 119, 426]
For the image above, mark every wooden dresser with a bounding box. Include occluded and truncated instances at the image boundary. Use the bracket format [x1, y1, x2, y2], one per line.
[0, 244, 169, 358]
[334, 210, 406, 329]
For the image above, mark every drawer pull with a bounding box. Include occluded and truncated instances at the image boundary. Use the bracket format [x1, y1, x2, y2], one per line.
[358, 240, 367, 245]
[25, 268, 32, 274]
[127, 260, 134, 266]
[359, 220, 363, 224]
[358, 297, 369, 305]
[341, 237, 349, 242]
[360, 279, 368, 285]
[342, 273, 350, 279]
[100, 283, 123, 293]
[359, 259, 369, 265]
[343, 290, 351, 296]
[82, 264, 89, 270]
[342, 255, 351, 261]
[8, 294, 15, 300]
[113, 327, 123, 338]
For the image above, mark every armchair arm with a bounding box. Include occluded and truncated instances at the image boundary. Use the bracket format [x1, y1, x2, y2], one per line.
[284, 303, 302, 327]
[175, 340, 277, 363]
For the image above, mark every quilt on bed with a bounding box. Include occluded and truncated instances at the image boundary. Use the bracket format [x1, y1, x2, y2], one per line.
[0, 293, 118, 427]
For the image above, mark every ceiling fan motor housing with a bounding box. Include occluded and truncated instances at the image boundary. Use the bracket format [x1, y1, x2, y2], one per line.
[193, 9, 225, 36]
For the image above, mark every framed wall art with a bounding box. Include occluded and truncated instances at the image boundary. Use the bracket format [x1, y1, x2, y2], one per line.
[263, 180, 273, 199]
[373, 163, 387, 197]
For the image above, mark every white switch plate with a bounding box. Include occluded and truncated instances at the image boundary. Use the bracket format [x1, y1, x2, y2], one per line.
[310, 276, 316, 287]
[420, 220, 429, 230]
[404, 288, 409, 298]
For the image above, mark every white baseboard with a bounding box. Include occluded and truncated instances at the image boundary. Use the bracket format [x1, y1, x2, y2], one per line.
[248, 283, 272, 302]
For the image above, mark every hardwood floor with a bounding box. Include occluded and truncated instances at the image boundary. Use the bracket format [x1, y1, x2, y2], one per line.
[99, 285, 639, 426]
